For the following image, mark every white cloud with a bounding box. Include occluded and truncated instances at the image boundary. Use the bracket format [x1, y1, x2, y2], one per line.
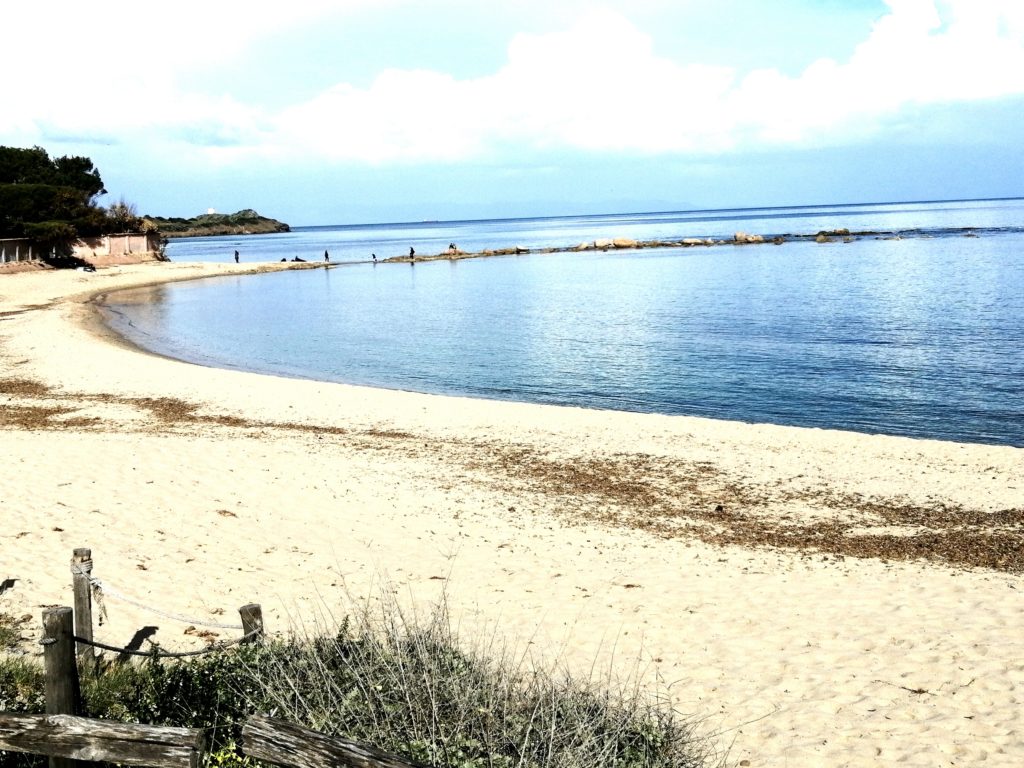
[274, 70, 487, 163]
[0, 0, 381, 143]
[268, 9, 738, 162]
[3, 1, 1023, 165]
[264, 1, 1024, 162]
[729, 0, 1024, 145]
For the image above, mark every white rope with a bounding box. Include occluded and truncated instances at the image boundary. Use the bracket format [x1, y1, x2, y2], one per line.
[72, 563, 244, 631]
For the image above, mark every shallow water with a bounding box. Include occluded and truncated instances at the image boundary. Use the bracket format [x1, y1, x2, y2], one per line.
[107, 199, 1024, 446]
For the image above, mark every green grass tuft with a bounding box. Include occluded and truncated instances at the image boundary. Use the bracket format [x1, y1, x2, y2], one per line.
[1, 596, 718, 768]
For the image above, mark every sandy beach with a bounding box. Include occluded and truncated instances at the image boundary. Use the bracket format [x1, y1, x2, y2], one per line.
[1, 262, 1022, 766]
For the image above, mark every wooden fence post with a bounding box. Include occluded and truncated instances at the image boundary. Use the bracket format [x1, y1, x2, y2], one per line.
[71, 548, 94, 662]
[238, 604, 264, 644]
[241, 715, 428, 768]
[42, 606, 83, 768]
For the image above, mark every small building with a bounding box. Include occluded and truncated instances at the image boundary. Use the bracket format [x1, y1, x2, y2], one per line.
[0, 238, 38, 265]
[71, 232, 163, 266]
[1, 232, 163, 270]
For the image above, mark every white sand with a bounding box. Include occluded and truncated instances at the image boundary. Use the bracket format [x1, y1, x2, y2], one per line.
[1, 262, 1022, 766]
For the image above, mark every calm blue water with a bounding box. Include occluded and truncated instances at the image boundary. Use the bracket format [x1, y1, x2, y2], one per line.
[106, 199, 1024, 446]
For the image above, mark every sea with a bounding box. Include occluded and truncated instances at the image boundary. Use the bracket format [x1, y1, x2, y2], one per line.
[101, 198, 1024, 447]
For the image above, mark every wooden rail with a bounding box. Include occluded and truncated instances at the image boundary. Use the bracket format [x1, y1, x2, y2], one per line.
[0, 714, 204, 768]
[241, 715, 426, 768]
[0, 714, 425, 768]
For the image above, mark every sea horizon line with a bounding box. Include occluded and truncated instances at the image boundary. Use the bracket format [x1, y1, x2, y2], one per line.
[289, 194, 1024, 231]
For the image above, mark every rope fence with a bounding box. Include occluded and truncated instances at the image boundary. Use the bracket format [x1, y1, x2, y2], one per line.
[59, 629, 264, 659]
[71, 561, 245, 630]
[10, 548, 420, 768]
[64, 547, 264, 663]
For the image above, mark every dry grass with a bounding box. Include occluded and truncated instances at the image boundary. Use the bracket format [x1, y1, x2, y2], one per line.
[0, 404, 76, 429]
[0, 594, 719, 768]
[0, 612, 28, 652]
[2, 375, 1021, 572]
[237, 591, 720, 768]
[473, 445, 1024, 572]
[0, 377, 53, 397]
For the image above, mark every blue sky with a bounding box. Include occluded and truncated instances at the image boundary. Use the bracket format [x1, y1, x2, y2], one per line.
[3, 0, 1023, 225]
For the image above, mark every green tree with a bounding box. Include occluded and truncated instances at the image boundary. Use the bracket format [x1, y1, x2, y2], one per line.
[0, 146, 105, 198]
[52, 154, 106, 198]
[0, 145, 127, 252]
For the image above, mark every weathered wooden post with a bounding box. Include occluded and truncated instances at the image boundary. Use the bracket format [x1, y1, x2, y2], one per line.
[42, 606, 83, 768]
[241, 715, 428, 768]
[71, 548, 94, 662]
[238, 604, 264, 644]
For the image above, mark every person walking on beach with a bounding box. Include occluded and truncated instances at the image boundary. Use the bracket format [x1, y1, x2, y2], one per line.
[372, 253, 377, 262]
[409, 246, 415, 259]
[234, 250, 239, 263]
[324, 250, 329, 262]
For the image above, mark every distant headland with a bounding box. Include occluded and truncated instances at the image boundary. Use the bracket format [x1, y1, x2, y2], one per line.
[144, 209, 290, 238]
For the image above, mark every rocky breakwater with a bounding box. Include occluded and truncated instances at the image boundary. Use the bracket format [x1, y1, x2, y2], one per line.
[382, 225, 881, 265]
[814, 228, 853, 243]
[734, 231, 764, 244]
[574, 236, 717, 251]
[735, 232, 788, 245]
[480, 245, 532, 256]
[575, 232, 788, 248]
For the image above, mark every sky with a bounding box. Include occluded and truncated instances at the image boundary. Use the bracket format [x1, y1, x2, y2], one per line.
[3, 0, 1023, 225]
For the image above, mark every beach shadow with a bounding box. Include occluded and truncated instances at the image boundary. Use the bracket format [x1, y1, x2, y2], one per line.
[116, 625, 159, 664]
[0, 578, 17, 596]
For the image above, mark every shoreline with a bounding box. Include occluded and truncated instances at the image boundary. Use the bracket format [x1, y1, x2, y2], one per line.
[102, 254, 1021, 450]
[2, 262, 1023, 766]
